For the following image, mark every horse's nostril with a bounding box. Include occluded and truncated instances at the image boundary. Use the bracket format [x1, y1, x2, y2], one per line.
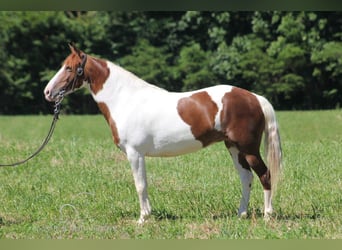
[45, 89, 50, 96]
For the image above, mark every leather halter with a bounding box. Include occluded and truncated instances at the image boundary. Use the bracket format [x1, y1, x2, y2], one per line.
[68, 54, 88, 92]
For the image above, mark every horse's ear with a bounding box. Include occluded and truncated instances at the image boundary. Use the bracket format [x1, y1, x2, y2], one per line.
[68, 42, 82, 57]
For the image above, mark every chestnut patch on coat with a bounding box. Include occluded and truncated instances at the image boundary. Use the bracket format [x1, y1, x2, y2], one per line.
[64, 53, 82, 71]
[220, 87, 265, 152]
[177, 91, 225, 147]
[97, 102, 120, 145]
[86, 57, 110, 95]
[221, 87, 270, 189]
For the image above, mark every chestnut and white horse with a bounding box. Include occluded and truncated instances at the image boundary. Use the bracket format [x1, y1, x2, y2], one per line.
[44, 44, 282, 224]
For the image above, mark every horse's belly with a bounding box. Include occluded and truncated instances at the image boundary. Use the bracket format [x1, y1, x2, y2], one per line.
[145, 138, 203, 157]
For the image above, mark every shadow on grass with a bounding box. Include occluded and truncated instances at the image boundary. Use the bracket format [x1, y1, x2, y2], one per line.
[151, 207, 321, 222]
[152, 209, 182, 221]
[273, 212, 321, 221]
[151, 208, 237, 221]
[0, 214, 29, 227]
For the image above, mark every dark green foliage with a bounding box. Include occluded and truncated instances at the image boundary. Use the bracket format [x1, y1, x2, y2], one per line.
[176, 43, 217, 91]
[0, 11, 341, 114]
[119, 39, 177, 91]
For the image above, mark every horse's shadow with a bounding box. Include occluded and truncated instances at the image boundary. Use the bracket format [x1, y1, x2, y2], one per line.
[0, 214, 27, 227]
[152, 209, 182, 221]
[151, 208, 321, 222]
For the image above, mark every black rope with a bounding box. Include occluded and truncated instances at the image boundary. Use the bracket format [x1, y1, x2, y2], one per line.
[0, 91, 64, 167]
[0, 52, 87, 168]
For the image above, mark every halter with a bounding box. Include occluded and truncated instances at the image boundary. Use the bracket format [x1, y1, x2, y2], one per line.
[68, 54, 87, 92]
[0, 54, 88, 167]
[0, 53, 89, 167]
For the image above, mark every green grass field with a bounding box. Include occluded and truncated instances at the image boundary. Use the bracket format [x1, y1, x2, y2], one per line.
[0, 110, 341, 239]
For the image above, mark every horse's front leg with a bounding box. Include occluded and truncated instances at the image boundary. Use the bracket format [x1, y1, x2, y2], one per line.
[126, 148, 151, 224]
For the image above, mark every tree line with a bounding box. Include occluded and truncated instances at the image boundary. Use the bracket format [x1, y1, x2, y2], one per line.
[0, 11, 341, 114]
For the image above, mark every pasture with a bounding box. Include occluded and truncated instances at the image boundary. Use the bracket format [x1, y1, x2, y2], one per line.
[0, 110, 341, 239]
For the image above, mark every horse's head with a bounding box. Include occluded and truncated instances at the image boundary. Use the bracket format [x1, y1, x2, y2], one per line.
[44, 43, 88, 102]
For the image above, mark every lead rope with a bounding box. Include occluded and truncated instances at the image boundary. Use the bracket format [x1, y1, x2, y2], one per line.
[0, 90, 65, 167]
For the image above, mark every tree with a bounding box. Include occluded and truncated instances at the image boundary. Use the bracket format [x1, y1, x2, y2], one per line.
[311, 41, 342, 108]
[119, 39, 178, 91]
[175, 43, 217, 91]
[1, 11, 341, 113]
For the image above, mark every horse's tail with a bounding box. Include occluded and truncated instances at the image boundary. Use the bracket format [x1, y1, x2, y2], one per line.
[257, 95, 283, 199]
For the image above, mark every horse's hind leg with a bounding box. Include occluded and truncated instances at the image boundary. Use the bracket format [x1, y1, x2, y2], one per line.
[226, 141, 273, 217]
[243, 153, 273, 216]
[239, 149, 273, 217]
[227, 144, 254, 218]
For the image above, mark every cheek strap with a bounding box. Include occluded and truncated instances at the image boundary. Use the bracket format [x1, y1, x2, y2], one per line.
[76, 54, 87, 76]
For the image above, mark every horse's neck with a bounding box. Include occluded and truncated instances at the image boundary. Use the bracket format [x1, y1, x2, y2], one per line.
[111, 63, 165, 93]
[90, 61, 167, 104]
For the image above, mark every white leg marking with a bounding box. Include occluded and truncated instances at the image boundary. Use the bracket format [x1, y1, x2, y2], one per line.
[229, 147, 253, 218]
[263, 189, 273, 219]
[126, 148, 151, 224]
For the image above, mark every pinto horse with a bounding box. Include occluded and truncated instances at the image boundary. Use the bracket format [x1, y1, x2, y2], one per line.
[44, 44, 282, 224]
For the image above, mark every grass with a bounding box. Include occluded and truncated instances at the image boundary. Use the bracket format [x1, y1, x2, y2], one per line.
[0, 110, 341, 239]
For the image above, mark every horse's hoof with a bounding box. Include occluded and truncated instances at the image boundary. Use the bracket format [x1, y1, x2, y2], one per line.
[238, 211, 248, 219]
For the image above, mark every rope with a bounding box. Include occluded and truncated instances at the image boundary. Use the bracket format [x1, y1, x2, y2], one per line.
[0, 90, 64, 167]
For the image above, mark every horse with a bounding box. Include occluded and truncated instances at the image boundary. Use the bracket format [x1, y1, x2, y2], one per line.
[44, 44, 282, 224]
